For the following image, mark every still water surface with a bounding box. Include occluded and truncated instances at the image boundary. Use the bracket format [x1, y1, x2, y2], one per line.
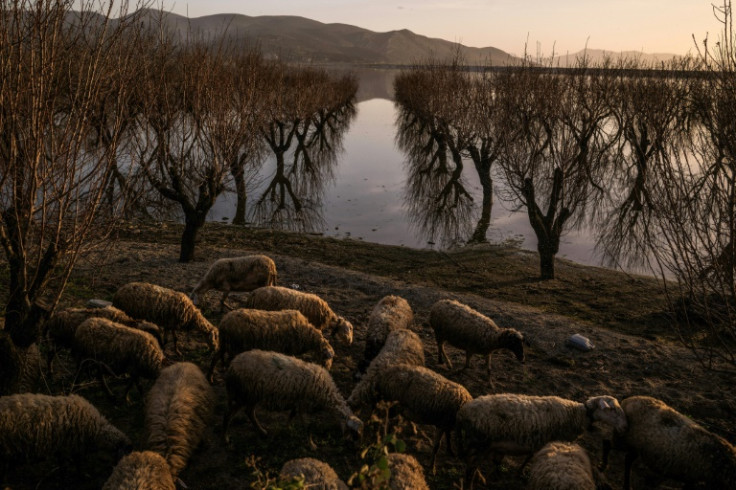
[209, 72, 602, 268]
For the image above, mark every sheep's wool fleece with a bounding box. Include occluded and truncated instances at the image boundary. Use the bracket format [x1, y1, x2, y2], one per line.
[365, 296, 413, 347]
[145, 362, 215, 477]
[102, 451, 176, 490]
[195, 255, 276, 293]
[430, 299, 501, 345]
[527, 442, 596, 490]
[279, 457, 348, 490]
[457, 394, 588, 452]
[622, 396, 736, 484]
[46, 306, 132, 344]
[246, 286, 334, 329]
[387, 453, 429, 490]
[0, 393, 130, 460]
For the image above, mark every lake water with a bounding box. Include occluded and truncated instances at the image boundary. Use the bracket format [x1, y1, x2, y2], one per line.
[209, 69, 603, 269]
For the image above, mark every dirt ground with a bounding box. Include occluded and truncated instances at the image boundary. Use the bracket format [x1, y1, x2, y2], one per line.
[4, 222, 735, 489]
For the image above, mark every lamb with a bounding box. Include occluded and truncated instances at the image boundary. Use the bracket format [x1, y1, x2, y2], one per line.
[102, 451, 176, 490]
[606, 395, 736, 490]
[526, 442, 597, 490]
[44, 305, 162, 372]
[222, 349, 363, 443]
[209, 308, 335, 381]
[245, 286, 353, 345]
[279, 457, 348, 490]
[386, 453, 430, 490]
[145, 362, 215, 479]
[190, 254, 277, 309]
[0, 393, 131, 475]
[73, 317, 164, 401]
[429, 299, 525, 375]
[348, 328, 425, 408]
[455, 393, 627, 488]
[359, 295, 414, 373]
[112, 281, 219, 353]
[348, 363, 472, 470]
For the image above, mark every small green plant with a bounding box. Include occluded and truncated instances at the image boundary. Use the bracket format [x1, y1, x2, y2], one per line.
[243, 454, 305, 490]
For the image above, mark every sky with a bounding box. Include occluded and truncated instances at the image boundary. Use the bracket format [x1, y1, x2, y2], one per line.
[162, 0, 725, 57]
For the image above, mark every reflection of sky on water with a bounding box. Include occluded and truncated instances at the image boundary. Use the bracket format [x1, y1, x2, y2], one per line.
[210, 95, 606, 268]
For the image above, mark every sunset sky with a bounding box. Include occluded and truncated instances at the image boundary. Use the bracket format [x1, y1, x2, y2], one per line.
[166, 0, 723, 57]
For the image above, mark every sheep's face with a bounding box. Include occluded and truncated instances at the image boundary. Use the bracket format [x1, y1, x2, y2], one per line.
[500, 330, 525, 363]
[343, 415, 364, 441]
[320, 340, 335, 370]
[586, 396, 628, 433]
[332, 317, 354, 345]
[189, 292, 200, 306]
[97, 423, 133, 456]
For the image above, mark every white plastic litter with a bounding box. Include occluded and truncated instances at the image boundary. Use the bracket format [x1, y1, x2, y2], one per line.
[567, 334, 594, 351]
[86, 299, 112, 309]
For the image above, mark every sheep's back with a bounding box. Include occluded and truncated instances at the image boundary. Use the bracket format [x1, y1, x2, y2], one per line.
[219, 309, 318, 355]
[102, 451, 176, 490]
[387, 453, 429, 490]
[429, 299, 499, 348]
[527, 442, 596, 490]
[247, 286, 332, 330]
[279, 457, 347, 490]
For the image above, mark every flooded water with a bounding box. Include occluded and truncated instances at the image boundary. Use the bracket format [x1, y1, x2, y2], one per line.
[209, 69, 603, 269]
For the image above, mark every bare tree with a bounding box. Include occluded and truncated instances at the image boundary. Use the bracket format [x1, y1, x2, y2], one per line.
[0, 0, 148, 394]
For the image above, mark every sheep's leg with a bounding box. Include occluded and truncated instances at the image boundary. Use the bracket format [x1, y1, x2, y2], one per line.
[623, 449, 638, 490]
[220, 290, 232, 311]
[222, 399, 240, 444]
[600, 439, 612, 471]
[123, 376, 137, 404]
[444, 429, 454, 456]
[172, 330, 181, 356]
[207, 351, 219, 383]
[98, 368, 115, 399]
[462, 351, 472, 371]
[46, 344, 56, 375]
[437, 338, 453, 369]
[517, 453, 533, 475]
[246, 405, 268, 436]
[430, 427, 444, 474]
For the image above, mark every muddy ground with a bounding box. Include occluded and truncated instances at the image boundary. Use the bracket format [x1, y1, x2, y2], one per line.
[3, 222, 735, 489]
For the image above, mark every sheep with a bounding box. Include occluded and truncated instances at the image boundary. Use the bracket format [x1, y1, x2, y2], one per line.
[190, 254, 277, 309]
[245, 286, 353, 345]
[386, 453, 430, 490]
[526, 442, 597, 490]
[73, 317, 164, 401]
[145, 362, 215, 479]
[0, 393, 131, 475]
[349, 363, 472, 470]
[348, 328, 425, 408]
[605, 395, 736, 490]
[455, 393, 627, 488]
[359, 295, 414, 373]
[112, 281, 219, 354]
[222, 349, 363, 444]
[102, 451, 176, 490]
[44, 305, 162, 373]
[208, 308, 335, 381]
[429, 299, 525, 376]
[279, 457, 348, 490]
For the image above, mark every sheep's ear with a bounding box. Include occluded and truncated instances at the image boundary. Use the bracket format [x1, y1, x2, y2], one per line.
[599, 398, 608, 410]
[326, 350, 335, 359]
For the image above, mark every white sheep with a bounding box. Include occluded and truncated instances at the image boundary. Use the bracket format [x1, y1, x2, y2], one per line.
[429, 299, 525, 375]
[349, 363, 471, 470]
[145, 362, 215, 479]
[359, 295, 414, 373]
[102, 451, 176, 490]
[190, 255, 277, 309]
[348, 329, 425, 408]
[113, 282, 219, 354]
[606, 395, 736, 490]
[0, 393, 131, 477]
[386, 453, 430, 490]
[527, 442, 597, 490]
[279, 457, 348, 490]
[73, 317, 164, 401]
[222, 349, 363, 443]
[245, 286, 353, 345]
[456, 393, 627, 488]
[208, 308, 335, 381]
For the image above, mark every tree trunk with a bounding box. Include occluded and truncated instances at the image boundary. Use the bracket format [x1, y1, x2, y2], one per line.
[469, 171, 493, 243]
[179, 214, 205, 263]
[231, 159, 248, 225]
[538, 241, 557, 280]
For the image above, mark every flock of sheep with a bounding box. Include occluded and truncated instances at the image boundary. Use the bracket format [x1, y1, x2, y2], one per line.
[1, 253, 735, 489]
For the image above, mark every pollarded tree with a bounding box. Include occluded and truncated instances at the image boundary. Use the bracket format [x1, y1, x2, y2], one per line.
[0, 0, 148, 394]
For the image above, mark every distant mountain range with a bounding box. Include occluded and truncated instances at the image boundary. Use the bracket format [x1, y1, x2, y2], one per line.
[133, 10, 678, 67]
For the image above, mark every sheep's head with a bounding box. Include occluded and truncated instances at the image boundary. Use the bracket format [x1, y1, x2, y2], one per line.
[134, 320, 163, 348]
[342, 414, 363, 440]
[499, 329, 525, 363]
[331, 317, 353, 345]
[319, 339, 335, 370]
[96, 420, 133, 457]
[189, 292, 200, 306]
[584, 396, 628, 433]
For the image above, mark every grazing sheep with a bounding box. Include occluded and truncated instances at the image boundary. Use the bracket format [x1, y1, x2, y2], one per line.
[73, 317, 164, 400]
[387, 453, 430, 490]
[609, 395, 736, 490]
[102, 451, 176, 490]
[0, 393, 131, 473]
[190, 255, 277, 309]
[349, 363, 471, 470]
[209, 308, 335, 381]
[113, 282, 219, 353]
[456, 393, 627, 488]
[145, 362, 215, 478]
[245, 286, 353, 345]
[279, 457, 348, 490]
[223, 350, 363, 443]
[429, 299, 525, 376]
[527, 442, 597, 490]
[359, 295, 414, 373]
[44, 305, 162, 372]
